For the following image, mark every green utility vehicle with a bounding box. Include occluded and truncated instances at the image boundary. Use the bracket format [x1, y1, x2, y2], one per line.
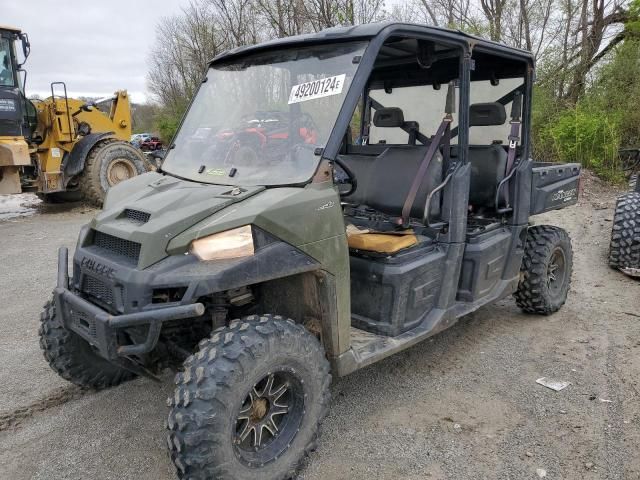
[40, 23, 580, 480]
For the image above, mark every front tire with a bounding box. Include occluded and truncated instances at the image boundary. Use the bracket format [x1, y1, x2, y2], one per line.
[514, 225, 573, 315]
[79, 139, 148, 206]
[38, 300, 134, 389]
[167, 315, 331, 480]
[609, 192, 640, 270]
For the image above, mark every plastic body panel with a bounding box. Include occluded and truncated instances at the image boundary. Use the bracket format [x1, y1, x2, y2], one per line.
[349, 244, 446, 336]
[530, 162, 581, 215]
[71, 225, 320, 317]
[457, 227, 512, 302]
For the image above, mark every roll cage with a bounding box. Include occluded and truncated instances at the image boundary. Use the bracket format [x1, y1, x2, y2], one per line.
[208, 22, 534, 167]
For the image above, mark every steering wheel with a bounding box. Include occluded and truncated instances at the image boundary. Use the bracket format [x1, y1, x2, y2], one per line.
[333, 157, 357, 197]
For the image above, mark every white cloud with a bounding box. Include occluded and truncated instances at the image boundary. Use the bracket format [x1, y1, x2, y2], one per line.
[5, 0, 191, 103]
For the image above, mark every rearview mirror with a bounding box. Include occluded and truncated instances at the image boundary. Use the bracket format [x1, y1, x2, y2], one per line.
[20, 33, 30, 63]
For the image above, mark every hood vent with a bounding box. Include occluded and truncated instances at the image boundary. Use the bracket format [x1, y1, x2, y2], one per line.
[124, 209, 151, 225]
[93, 231, 141, 264]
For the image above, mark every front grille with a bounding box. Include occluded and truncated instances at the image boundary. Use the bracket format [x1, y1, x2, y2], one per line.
[124, 209, 151, 224]
[83, 275, 114, 306]
[93, 231, 141, 263]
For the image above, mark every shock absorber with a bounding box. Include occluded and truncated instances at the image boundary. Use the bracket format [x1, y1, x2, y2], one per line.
[209, 293, 228, 331]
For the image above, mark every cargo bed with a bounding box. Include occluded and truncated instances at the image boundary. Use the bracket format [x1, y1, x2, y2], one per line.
[530, 162, 581, 215]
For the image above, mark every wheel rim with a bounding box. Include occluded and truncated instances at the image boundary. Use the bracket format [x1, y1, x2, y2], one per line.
[547, 247, 567, 298]
[106, 158, 136, 186]
[233, 370, 304, 467]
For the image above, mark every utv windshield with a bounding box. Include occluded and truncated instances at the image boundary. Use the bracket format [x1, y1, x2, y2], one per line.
[162, 41, 367, 186]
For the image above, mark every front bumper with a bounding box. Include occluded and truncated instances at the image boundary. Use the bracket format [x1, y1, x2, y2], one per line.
[59, 226, 318, 360]
[55, 247, 205, 360]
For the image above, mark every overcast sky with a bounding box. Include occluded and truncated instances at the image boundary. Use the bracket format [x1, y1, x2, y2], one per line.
[4, 0, 190, 103]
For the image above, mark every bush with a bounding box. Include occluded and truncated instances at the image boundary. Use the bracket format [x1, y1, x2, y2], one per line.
[591, 40, 640, 147]
[155, 112, 182, 144]
[530, 85, 565, 162]
[542, 107, 622, 181]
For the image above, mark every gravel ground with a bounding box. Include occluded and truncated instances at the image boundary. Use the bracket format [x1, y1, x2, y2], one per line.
[0, 174, 639, 480]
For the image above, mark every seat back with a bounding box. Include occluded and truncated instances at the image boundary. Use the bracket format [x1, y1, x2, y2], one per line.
[339, 145, 443, 220]
[465, 102, 509, 210]
[371, 107, 421, 145]
[468, 145, 508, 208]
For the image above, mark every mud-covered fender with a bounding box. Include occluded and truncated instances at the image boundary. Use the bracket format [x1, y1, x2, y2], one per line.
[62, 132, 114, 181]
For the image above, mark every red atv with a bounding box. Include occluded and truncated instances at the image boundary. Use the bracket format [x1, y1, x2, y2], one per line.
[218, 111, 317, 162]
[140, 136, 163, 151]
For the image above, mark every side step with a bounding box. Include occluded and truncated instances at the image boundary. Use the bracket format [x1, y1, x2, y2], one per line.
[333, 279, 520, 377]
[335, 309, 451, 376]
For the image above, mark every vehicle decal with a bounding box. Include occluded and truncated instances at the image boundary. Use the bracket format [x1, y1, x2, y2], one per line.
[206, 168, 226, 176]
[0, 99, 16, 112]
[316, 200, 335, 211]
[288, 74, 346, 104]
[551, 188, 577, 203]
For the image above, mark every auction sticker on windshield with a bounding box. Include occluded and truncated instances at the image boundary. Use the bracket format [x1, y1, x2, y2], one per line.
[288, 74, 346, 104]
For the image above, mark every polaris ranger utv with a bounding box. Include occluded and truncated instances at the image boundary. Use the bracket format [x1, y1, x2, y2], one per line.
[40, 23, 580, 480]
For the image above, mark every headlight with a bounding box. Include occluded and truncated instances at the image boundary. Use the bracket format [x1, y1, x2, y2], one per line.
[190, 225, 254, 261]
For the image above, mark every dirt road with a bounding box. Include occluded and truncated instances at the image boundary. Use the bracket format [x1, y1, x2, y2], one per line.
[0, 174, 639, 480]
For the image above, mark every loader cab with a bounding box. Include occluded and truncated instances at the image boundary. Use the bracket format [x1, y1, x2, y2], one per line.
[329, 29, 533, 359]
[0, 26, 35, 195]
[0, 26, 29, 137]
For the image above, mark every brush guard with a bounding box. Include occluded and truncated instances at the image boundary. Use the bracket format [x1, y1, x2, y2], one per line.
[53, 247, 205, 361]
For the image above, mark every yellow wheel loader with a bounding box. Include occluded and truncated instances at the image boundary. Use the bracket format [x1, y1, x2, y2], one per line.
[0, 25, 149, 205]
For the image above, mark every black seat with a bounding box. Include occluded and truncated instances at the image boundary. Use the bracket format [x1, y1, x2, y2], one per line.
[339, 105, 442, 221]
[339, 145, 443, 220]
[468, 145, 508, 208]
[465, 102, 509, 210]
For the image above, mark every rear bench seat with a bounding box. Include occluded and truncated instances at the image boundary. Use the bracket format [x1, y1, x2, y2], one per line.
[338, 144, 443, 255]
[339, 144, 443, 222]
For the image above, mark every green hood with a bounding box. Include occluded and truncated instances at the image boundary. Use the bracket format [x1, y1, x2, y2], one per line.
[91, 172, 264, 268]
[90, 172, 345, 269]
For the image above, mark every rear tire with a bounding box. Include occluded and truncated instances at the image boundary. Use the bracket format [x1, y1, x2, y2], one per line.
[38, 300, 134, 389]
[514, 225, 573, 315]
[609, 192, 640, 270]
[167, 314, 331, 480]
[79, 139, 148, 206]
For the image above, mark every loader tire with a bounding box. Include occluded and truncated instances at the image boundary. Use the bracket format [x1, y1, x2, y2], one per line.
[79, 139, 147, 206]
[514, 225, 573, 315]
[609, 192, 640, 270]
[167, 314, 331, 480]
[38, 300, 134, 389]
